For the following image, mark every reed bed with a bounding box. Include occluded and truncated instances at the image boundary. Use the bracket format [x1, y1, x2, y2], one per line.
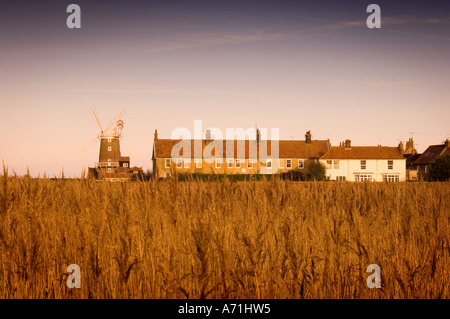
[0, 167, 449, 298]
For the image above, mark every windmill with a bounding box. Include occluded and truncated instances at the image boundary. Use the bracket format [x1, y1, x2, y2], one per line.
[80, 106, 126, 154]
[82, 107, 141, 181]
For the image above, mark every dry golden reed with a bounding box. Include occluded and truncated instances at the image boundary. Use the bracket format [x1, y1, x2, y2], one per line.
[0, 166, 449, 299]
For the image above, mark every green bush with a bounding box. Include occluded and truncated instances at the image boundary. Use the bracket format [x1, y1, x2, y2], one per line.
[427, 154, 450, 181]
[305, 161, 326, 181]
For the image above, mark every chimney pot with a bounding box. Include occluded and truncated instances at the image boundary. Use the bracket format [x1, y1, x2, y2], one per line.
[398, 141, 404, 154]
[344, 139, 351, 149]
[305, 131, 312, 144]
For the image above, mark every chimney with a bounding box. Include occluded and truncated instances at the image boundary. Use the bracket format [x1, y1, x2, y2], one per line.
[344, 139, 351, 149]
[256, 128, 261, 144]
[406, 137, 414, 150]
[154, 129, 158, 140]
[398, 141, 404, 155]
[445, 139, 450, 149]
[205, 129, 212, 141]
[305, 131, 312, 144]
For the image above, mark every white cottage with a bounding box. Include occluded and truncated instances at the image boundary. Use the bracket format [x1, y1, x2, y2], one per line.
[319, 140, 406, 182]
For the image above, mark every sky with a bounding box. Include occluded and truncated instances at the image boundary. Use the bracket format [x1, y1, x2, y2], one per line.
[0, 0, 449, 177]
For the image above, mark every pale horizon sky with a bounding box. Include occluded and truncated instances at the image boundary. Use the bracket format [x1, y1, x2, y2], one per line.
[1, 0, 449, 177]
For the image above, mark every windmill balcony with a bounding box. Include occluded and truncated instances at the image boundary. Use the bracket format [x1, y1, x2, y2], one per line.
[95, 162, 120, 168]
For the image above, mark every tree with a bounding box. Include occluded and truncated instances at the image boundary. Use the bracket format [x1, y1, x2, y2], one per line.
[143, 169, 152, 181]
[306, 160, 326, 181]
[427, 154, 450, 181]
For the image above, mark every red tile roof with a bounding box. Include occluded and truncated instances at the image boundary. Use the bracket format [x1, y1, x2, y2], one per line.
[320, 146, 404, 160]
[153, 139, 330, 159]
[411, 144, 447, 165]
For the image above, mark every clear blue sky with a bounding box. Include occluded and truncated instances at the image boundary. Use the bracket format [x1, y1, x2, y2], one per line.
[1, 0, 449, 176]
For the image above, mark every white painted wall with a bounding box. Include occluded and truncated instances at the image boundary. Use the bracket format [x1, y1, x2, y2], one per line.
[320, 159, 406, 181]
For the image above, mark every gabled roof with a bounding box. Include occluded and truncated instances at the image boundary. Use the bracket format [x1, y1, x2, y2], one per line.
[153, 139, 330, 159]
[404, 153, 421, 166]
[320, 146, 404, 160]
[411, 144, 447, 165]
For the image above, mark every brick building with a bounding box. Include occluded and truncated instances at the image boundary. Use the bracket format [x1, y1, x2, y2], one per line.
[152, 130, 330, 179]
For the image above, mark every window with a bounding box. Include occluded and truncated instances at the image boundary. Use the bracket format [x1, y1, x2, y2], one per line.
[235, 159, 241, 168]
[215, 159, 222, 168]
[355, 174, 372, 182]
[383, 174, 399, 182]
[227, 158, 234, 168]
[176, 159, 182, 168]
[286, 159, 292, 169]
[279, 159, 284, 169]
[108, 138, 112, 143]
[121, 178, 125, 182]
[123, 163, 128, 168]
[247, 159, 253, 169]
[388, 160, 393, 170]
[184, 159, 190, 168]
[336, 176, 346, 181]
[334, 160, 339, 169]
[165, 158, 171, 168]
[165, 172, 171, 178]
[108, 146, 112, 152]
[360, 160, 366, 170]
[108, 159, 111, 166]
[195, 159, 202, 168]
[298, 159, 304, 169]
[266, 159, 272, 168]
[326, 160, 332, 169]
[107, 168, 111, 173]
